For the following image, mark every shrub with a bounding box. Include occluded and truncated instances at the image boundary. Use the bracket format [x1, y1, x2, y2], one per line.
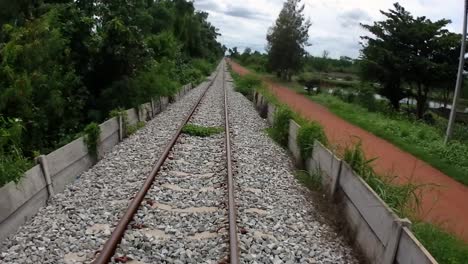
[235, 74, 263, 98]
[191, 59, 213, 76]
[357, 85, 377, 112]
[0, 117, 32, 186]
[269, 106, 293, 146]
[83, 122, 101, 159]
[297, 121, 328, 159]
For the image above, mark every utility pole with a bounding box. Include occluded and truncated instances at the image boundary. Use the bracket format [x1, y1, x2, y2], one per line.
[445, 0, 468, 144]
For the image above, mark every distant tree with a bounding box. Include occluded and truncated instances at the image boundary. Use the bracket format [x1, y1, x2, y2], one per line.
[266, 0, 311, 81]
[360, 3, 411, 111]
[229, 46, 239, 58]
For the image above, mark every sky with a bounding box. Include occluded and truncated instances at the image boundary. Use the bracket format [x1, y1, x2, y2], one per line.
[193, 0, 463, 59]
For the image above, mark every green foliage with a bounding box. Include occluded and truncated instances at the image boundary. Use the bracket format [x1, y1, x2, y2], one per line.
[0, 117, 32, 186]
[360, 3, 460, 116]
[83, 122, 100, 159]
[296, 121, 328, 159]
[127, 121, 145, 136]
[269, 106, 293, 146]
[295, 170, 322, 191]
[413, 222, 468, 264]
[182, 124, 223, 137]
[266, 0, 311, 80]
[357, 85, 378, 112]
[311, 93, 468, 185]
[304, 54, 358, 74]
[234, 74, 263, 98]
[0, 0, 223, 181]
[343, 141, 420, 216]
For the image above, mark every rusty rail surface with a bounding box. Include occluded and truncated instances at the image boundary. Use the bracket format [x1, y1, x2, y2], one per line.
[223, 65, 240, 264]
[92, 66, 220, 264]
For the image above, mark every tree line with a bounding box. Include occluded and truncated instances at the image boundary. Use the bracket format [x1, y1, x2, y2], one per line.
[231, 0, 466, 120]
[0, 0, 224, 158]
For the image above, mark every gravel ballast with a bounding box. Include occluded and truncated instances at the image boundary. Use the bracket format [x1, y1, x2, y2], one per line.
[226, 70, 359, 263]
[112, 63, 229, 263]
[0, 73, 215, 264]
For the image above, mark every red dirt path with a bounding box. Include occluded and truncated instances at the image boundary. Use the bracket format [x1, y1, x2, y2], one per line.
[229, 60, 468, 242]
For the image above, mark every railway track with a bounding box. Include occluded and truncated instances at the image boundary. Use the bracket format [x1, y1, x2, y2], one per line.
[92, 60, 239, 264]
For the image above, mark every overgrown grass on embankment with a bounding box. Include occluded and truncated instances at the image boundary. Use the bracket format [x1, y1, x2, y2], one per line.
[229, 68, 468, 264]
[311, 94, 468, 186]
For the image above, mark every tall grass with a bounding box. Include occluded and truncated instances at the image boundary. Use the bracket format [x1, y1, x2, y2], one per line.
[343, 140, 420, 216]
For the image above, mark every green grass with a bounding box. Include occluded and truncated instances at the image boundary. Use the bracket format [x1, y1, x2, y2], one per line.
[295, 170, 322, 191]
[127, 121, 145, 136]
[181, 124, 223, 137]
[310, 94, 468, 186]
[413, 222, 468, 264]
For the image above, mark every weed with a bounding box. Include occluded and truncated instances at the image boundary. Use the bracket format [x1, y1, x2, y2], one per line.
[127, 121, 145, 136]
[295, 170, 322, 191]
[343, 140, 420, 216]
[269, 106, 293, 146]
[233, 73, 262, 98]
[297, 121, 328, 160]
[182, 124, 223, 137]
[110, 108, 129, 136]
[83, 122, 101, 159]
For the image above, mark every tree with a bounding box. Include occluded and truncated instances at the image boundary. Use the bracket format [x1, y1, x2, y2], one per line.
[360, 3, 461, 117]
[266, 0, 311, 80]
[360, 3, 411, 111]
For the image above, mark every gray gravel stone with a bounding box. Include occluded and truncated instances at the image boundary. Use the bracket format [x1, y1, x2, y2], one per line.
[226, 67, 359, 264]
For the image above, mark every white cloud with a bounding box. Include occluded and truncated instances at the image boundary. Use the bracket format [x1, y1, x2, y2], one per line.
[194, 0, 463, 58]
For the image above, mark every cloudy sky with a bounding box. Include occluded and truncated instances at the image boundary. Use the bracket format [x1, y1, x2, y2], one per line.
[193, 0, 463, 59]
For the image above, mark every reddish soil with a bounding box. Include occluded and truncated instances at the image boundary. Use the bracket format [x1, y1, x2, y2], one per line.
[230, 60, 468, 242]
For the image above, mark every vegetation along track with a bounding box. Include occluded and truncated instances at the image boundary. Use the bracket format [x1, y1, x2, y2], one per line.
[1, 59, 358, 263]
[93, 60, 240, 263]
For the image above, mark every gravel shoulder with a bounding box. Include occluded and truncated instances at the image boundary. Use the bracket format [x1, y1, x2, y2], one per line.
[227, 70, 359, 264]
[0, 78, 212, 264]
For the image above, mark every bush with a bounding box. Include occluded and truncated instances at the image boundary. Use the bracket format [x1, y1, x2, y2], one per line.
[269, 106, 293, 146]
[235, 74, 262, 98]
[297, 72, 321, 89]
[191, 59, 213, 76]
[357, 85, 377, 111]
[83, 122, 101, 159]
[0, 117, 32, 186]
[297, 121, 328, 159]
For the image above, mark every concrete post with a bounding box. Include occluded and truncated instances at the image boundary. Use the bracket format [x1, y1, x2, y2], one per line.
[330, 161, 342, 199]
[381, 218, 412, 264]
[118, 115, 123, 141]
[36, 155, 55, 199]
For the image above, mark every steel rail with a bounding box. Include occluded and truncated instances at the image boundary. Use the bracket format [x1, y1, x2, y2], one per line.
[92, 65, 221, 264]
[223, 62, 240, 264]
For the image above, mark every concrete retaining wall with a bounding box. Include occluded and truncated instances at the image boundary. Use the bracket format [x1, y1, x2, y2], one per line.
[251, 92, 438, 264]
[0, 83, 195, 243]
